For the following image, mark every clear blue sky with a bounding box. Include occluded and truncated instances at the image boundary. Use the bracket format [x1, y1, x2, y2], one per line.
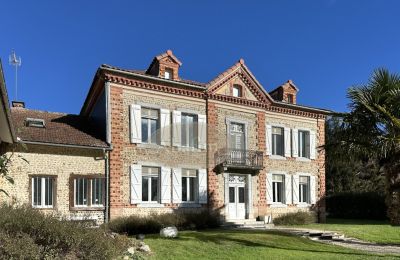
[1, 1, 399, 114]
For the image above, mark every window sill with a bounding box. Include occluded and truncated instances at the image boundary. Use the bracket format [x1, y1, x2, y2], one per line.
[137, 143, 163, 149]
[32, 206, 56, 210]
[269, 155, 287, 160]
[296, 157, 311, 162]
[296, 203, 311, 208]
[70, 206, 105, 211]
[176, 146, 204, 152]
[177, 203, 202, 208]
[137, 203, 165, 208]
[269, 203, 288, 208]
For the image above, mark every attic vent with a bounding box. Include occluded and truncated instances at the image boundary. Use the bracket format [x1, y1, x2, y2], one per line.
[26, 118, 45, 128]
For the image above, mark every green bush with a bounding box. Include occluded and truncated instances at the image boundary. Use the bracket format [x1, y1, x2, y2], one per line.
[273, 211, 316, 225]
[0, 204, 130, 259]
[107, 210, 221, 235]
[326, 192, 387, 220]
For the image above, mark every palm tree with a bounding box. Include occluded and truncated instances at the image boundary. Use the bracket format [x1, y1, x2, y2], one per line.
[341, 68, 400, 225]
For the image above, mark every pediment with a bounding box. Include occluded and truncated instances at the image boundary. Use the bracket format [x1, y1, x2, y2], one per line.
[207, 60, 273, 105]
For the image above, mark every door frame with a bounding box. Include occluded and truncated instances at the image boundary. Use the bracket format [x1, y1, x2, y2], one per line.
[224, 173, 252, 220]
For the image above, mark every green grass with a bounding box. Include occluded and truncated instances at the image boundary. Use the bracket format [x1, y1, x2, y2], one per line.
[145, 229, 398, 259]
[289, 218, 400, 245]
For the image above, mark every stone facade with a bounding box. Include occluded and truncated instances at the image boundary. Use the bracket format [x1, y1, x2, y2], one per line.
[1, 144, 106, 224]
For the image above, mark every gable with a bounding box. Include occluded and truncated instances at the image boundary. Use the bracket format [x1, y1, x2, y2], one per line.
[207, 61, 273, 105]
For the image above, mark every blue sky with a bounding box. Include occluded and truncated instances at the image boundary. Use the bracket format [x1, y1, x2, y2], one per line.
[1, 1, 399, 114]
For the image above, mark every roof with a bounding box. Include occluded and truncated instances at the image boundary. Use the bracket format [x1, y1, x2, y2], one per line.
[11, 108, 109, 148]
[0, 60, 16, 143]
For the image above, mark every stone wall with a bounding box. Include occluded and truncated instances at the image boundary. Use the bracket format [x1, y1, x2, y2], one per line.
[0, 144, 106, 224]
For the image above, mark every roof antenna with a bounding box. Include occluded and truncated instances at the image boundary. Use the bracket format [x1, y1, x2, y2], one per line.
[9, 50, 22, 100]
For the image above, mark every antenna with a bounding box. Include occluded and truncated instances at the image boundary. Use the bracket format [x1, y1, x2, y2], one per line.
[9, 50, 22, 100]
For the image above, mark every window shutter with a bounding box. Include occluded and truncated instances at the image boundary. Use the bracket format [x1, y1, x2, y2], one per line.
[284, 127, 291, 157]
[160, 109, 171, 146]
[160, 167, 171, 203]
[266, 173, 273, 204]
[292, 174, 299, 204]
[130, 104, 142, 143]
[309, 130, 316, 160]
[198, 114, 207, 149]
[292, 128, 298, 158]
[198, 169, 207, 204]
[172, 168, 182, 203]
[130, 164, 142, 204]
[172, 111, 182, 147]
[285, 174, 292, 205]
[310, 175, 317, 204]
[266, 125, 272, 155]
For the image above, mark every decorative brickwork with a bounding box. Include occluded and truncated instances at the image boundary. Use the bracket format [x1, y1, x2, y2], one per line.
[317, 118, 326, 222]
[256, 112, 267, 216]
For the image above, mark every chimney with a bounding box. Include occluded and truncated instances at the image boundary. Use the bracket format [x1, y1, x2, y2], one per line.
[12, 101, 25, 108]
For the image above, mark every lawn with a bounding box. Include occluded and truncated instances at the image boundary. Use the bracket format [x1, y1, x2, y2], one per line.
[289, 218, 400, 245]
[145, 229, 398, 259]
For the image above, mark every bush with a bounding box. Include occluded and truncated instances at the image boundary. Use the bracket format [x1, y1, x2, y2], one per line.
[326, 192, 387, 220]
[273, 211, 316, 225]
[107, 210, 221, 235]
[0, 204, 130, 259]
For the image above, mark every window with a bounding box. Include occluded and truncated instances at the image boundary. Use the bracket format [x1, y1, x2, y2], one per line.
[272, 127, 284, 156]
[74, 177, 104, 207]
[141, 108, 159, 144]
[232, 85, 242, 97]
[299, 176, 310, 203]
[26, 118, 45, 128]
[142, 167, 159, 202]
[164, 68, 173, 79]
[287, 94, 294, 104]
[181, 113, 198, 148]
[182, 169, 197, 202]
[32, 176, 55, 208]
[298, 130, 310, 158]
[272, 174, 284, 203]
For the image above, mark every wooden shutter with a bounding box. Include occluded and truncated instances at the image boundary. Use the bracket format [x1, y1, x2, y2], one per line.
[198, 169, 207, 204]
[266, 173, 273, 204]
[160, 167, 171, 203]
[292, 128, 298, 158]
[130, 104, 142, 143]
[292, 174, 299, 204]
[130, 164, 142, 204]
[172, 111, 182, 147]
[284, 127, 291, 157]
[172, 168, 182, 203]
[285, 174, 292, 205]
[310, 130, 316, 160]
[198, 114, 207, 149]
[310, 175, 317, 204]
[266, 125, 272, 155]
[160, 109, 171, 146]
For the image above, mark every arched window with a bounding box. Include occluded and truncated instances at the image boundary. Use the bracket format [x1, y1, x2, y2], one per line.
[232, 85, 242, 97]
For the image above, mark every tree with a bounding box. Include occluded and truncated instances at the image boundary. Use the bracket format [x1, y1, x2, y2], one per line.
[337, 68, 400, 225]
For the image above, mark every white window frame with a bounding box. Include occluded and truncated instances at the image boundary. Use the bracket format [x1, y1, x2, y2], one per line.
[164, 68, 173, 79]
[271, 126, 284, 157]
[141, 167, 160, 203]
[181, 169, 198, 203]
[181, 113, 198, 148]
[298, 129, 310, 159]
[31, 176, 55, 209]
[141, 107, 160, 145]
[272, 174, 285, 205]
[73, 178, 104, 208]
[232, 85, 242, 97]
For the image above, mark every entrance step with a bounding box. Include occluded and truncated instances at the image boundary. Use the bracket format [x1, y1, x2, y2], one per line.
[223, 219, 275, 229]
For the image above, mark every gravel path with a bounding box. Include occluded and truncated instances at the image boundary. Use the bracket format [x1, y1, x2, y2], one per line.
[272, 227, 400, 255]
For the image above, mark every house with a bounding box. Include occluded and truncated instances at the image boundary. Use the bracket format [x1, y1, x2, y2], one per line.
[0, 50, 330, 224]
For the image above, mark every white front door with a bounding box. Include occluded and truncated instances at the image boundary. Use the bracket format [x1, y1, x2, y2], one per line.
[228, 175, 246, 219]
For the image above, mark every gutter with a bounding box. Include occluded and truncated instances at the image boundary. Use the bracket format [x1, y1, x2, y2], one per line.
[273, 101, 333, 114]
[104, 148, 110, 223]
[21, 140, 112, 150]
[101, 66, 207, 90]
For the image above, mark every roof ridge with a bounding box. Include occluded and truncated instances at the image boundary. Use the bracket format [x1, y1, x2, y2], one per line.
[11, 107, 72, 116]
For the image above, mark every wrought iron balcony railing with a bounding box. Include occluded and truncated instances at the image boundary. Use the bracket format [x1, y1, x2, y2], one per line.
[215, 148, 264, 170]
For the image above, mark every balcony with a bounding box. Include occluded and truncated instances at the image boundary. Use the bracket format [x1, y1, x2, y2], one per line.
[214, 148, 264, 173]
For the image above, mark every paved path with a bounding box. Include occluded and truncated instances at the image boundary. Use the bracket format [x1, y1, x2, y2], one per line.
[272, 227, 400, 255]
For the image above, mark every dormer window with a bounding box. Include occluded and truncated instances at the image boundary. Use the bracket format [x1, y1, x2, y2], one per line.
[287, 94, 294, 104]
[232, 85, 242, 97]
[164, 68, 173, 79]
[26, 118, 45, 128]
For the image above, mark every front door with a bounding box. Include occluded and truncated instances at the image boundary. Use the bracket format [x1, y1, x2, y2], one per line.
[228, 175, 246, 219]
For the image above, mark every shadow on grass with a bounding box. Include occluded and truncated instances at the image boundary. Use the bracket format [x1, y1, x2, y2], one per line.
[324, 218, 391, 226]
[161, 230, 392, 258]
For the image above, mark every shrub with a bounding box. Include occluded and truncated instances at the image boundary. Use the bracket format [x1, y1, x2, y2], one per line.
[107, 210, 221, 235]
[326, 192, 387, 220]
[0, 204, 131, 259]
[273, 211, 316, 225]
